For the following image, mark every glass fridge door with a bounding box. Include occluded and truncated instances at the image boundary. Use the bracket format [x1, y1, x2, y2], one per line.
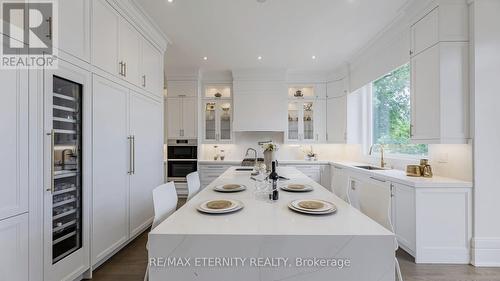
[51, 76, 83, 264]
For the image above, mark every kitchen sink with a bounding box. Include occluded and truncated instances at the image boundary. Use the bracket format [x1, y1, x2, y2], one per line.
[355, 165, 386, 170]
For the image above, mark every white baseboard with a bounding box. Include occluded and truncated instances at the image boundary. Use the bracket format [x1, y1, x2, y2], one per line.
[416, 247, 470, 264]
[471, 237, 500, 267]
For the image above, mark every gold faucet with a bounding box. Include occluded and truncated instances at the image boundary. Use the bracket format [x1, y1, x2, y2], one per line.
[369, 144, 387, 168]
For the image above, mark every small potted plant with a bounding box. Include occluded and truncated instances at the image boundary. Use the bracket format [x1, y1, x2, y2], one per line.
[261, 142, 278, 172]
[304, 145, 317, 161]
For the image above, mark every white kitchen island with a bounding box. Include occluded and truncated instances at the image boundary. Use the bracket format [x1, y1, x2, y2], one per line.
[148, 167, 395, 281]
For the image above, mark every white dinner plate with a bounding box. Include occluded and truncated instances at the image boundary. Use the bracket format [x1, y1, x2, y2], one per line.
[213, 184, 247, 193]
[197, 199, 244, 214]
[289, 199, 337, 215]
[280, 184, 314, 192]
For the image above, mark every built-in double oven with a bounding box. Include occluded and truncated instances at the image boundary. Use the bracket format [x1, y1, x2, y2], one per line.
[167, 139, 198, 182]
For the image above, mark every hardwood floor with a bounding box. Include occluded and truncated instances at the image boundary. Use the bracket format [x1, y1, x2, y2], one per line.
[89, 198, 500, 281]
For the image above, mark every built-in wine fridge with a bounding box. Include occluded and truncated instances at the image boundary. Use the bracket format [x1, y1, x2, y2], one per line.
[44, 61, 90, 281]
[49, 75, 83, 263]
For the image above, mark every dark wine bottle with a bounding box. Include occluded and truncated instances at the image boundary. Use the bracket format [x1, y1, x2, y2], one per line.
[269, 161, 279, 201]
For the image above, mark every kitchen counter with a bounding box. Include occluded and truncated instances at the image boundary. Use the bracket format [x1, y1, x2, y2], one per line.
[149, 166, 395, 281]
[330, 161, 473, 188]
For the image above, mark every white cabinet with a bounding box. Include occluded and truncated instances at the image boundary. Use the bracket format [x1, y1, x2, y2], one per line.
[166, 97, 197, 139]
[331, 165, 349, 202]
[347, 175, 362, 210]
[286, 100, 326, 143]
[92, 0, 120, 75]
[326, 95, 347, 143]
[92, 76, 129, 264]
[391, 183, 416, 255]
[283, 164, 321, 183]
[92, 75, 163, 265]
[199, 164, 233, 188]
[129, 93, 164, 237]
[167, 81, 198, 97]
[0, 213, 29, 281]
[202, 100, 233, 143]
[410, 3, 468, 56]
[141, 39, 163, 96]
[410, 1, 469, 144]
[118, 18, 141, 86]
[0, 50, 28, 220]
[92, 0, 164, 95]
[58, 0, 90, 61]
[410, 42, 469, 143]
[319, 164, 330, 190]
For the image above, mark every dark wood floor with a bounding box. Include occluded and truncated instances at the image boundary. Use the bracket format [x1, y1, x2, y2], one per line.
[89, 199, 500, 281]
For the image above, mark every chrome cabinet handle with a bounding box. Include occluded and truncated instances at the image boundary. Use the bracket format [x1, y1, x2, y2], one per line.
[132, 135, 136, 174]
[410, 124, 414, 137]
[128, 136, 133, 174]
[119, 61, 124, 76]
[46, 130, 55, 192]
[123, 62, 127, 77]
[142, 75, 146, 87]
[370, 176, 387, 183]
[46, 17, 53, 40]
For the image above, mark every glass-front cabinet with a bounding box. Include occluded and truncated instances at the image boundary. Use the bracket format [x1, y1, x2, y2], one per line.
[286, 85, 325, 143]
[203, 84, 233, 143]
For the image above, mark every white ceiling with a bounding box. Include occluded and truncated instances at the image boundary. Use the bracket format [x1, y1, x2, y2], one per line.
[135, 0, 410, 75]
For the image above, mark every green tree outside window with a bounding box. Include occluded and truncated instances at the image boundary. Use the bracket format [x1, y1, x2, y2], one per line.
[372, 63, 428, 155]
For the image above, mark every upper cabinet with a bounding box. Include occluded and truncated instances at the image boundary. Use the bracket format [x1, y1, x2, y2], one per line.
[92, 0, 164, 98]
[202, 84, 233, 143]
[410, 1, 469, 144]
[286, 85, 326, 143]
[410, 2, 468, 57]
[58, 0, 91, 61]
[326, 78, 362, 144]
[166, 80, 198, 139]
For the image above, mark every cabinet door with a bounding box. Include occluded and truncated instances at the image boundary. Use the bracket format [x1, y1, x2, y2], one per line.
[319, 165, 330, 190]
[59, 0, 90, 61]
[182, 97, 198, 138]
[129, 93, 163, 237]
[411, 8, 439, 56]
[166, 98, 182, 139]
[331, 165, 349, 202]
[203, 101, 217, 142]
[287, 102, 300, 142]
[0, 213, 29, 281]
[326, 95, 347, 143]
[0, 43, 28, 220]
[314, 100, 327, 142]
[392, 183, 416, 253]
[92, 75, 129, 264]
[92, 0, 119, 75]
[302, 102, 315, 141]
[411, 45, 440, 140]
[119, 18, 141, 86]
[218, 101, 232, 142]
[167, 81, 197, 97]
[347, 177, 361, 210]
[141, 39, 163, 97]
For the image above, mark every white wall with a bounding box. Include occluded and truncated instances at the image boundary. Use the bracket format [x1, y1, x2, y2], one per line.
[470, 0, 500, 267]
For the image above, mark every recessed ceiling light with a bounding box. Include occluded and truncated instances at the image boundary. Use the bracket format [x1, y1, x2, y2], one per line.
[203, 56, 208, 61]
[257, 56, 263, 60]
[312, 55, 317, 60]
[167, 0, 174, 3]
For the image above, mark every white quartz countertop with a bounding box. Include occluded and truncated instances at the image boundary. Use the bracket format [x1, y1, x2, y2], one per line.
[330, 161, 473, 188]
[151, 166, 393, 236]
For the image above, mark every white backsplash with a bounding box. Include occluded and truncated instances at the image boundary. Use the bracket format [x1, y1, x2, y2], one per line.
[199, 132, 473, 181]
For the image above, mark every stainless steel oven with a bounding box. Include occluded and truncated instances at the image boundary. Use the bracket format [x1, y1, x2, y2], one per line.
[167, 139, 197, 182]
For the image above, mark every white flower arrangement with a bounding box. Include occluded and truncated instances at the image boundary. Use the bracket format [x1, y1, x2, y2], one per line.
[261, 142, 279, 152]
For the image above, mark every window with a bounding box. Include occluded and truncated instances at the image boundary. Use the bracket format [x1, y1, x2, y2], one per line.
[371, 63, 428, 156]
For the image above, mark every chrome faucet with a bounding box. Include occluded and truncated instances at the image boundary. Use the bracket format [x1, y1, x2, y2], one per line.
[369, 144, 387, 168]
[245, 148, 257, 162]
